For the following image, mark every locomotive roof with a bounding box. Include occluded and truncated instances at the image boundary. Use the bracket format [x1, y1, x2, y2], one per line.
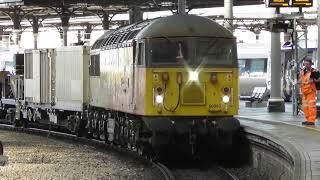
[136, 14, 234, 39]
[91, 14, 234, 50]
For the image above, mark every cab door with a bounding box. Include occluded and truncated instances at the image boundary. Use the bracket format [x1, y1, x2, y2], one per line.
[131, 40, 145, 114]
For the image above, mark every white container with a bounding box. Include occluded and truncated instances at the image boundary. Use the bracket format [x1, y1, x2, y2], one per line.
[24, 49, 55, 104]
[54, 46, 89, 111]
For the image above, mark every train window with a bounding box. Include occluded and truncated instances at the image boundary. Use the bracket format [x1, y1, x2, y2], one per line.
[133, 41, 136, 64]
[149, 38, 189, 64]
[149, 37, 236, 66]
[89, 55, 100, 76]
[195, 38, 235, 65]
[239, 60, 246, 74]
[251, 60, 265, 74]
[137, 43, 145, 65]
[239, 58, 267, 77]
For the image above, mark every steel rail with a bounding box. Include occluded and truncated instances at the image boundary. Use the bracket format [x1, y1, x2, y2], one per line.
[153, 162, 175, 180]
[218, 166, 239, 180]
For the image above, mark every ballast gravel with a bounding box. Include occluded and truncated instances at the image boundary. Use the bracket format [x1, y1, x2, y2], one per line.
[0, 130, 163, 180]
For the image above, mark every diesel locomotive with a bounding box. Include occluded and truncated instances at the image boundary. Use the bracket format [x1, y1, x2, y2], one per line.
[0, 14, 240, 156]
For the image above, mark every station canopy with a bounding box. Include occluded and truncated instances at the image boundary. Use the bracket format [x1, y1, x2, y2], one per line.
[0, 0, 264, 29]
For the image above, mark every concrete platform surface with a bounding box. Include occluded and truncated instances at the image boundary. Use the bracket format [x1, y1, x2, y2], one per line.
[237, 101, 320, 180]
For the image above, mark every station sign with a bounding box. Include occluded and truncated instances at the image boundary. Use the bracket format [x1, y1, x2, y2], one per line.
[267, 0, 313, 7]
[0, 0, 21, 2]
[291, 0, 313, 7]
[0, 0, 23, 4]
[268, 0, 290, 7]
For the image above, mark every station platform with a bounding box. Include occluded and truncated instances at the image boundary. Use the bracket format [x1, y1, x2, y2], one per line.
[238, 100, 305, 126]
[237, 100, 320, 179]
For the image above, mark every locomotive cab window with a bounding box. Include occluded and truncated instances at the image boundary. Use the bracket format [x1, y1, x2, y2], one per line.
[195, 39, 236, 65]
[149, 37, 237, 66]
[149, 38, 189, 65]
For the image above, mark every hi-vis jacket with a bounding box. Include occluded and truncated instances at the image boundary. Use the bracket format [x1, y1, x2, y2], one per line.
[301, 68, 317, 95]
[301, 68, 317, 122]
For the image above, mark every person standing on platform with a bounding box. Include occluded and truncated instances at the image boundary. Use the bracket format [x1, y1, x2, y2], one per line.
[300, 57, 320, 126]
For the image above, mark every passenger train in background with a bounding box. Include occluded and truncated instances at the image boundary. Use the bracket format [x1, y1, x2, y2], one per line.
[238, 43, 269, 98]
[238, 43, 317, 102]
[0, 14, 240, 157]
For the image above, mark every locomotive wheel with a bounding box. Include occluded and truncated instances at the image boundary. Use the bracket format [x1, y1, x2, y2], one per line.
[104, 131, 110, 144]
[137, 145, 145, 156]
[86, 132, 93, 139]
[92, 120, 100, 140]
[22, 118, 28, 128]
[93, 130, 100, 140]
[13, 118, 21, 127]
[74, 118, 84, 137]
[27, 109, 33, 122]
[0, 110, 6, 119]
[86, 119, 93, 139]
[113, 120, 120, 145]
[99, 120, 108, 142]
[99, 133, 105, 141]
[5, 114, 12, 123]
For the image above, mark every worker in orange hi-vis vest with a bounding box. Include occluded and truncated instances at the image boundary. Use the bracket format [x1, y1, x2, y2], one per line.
[299, 57, 320, 126]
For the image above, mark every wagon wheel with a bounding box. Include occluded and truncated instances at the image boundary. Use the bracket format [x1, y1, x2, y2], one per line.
[74, 116, 84, 137]
[27, 109, 33, 122]
[22, 113, 28, 128]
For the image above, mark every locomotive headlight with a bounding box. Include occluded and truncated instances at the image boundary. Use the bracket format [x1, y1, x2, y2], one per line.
[222, 95, 230, 103]
[189, 71, 199, 81]
[155, 95, 164, 104]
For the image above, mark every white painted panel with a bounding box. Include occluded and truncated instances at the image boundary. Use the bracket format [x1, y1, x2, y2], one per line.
[71, 80, 82, 100]
[54, 46, 89, 111]
[89, 47, 134, 113]
[24, 49, 43, 103]
[40, 49, 52, 104]
[33, 51, 41, 103]
[24, 79, 34, 100]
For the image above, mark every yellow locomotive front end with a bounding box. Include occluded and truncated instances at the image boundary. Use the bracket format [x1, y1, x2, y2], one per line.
[86, 14, 240, 157]
[136, 34, 240, 155]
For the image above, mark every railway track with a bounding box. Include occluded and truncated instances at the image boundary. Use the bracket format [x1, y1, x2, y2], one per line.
[0, 124, 175, 180]
[0, 122, 296, 180]
[171, 166, 238, 180]
[154, 162, 176, 180]
[0, 123, 240, 180]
